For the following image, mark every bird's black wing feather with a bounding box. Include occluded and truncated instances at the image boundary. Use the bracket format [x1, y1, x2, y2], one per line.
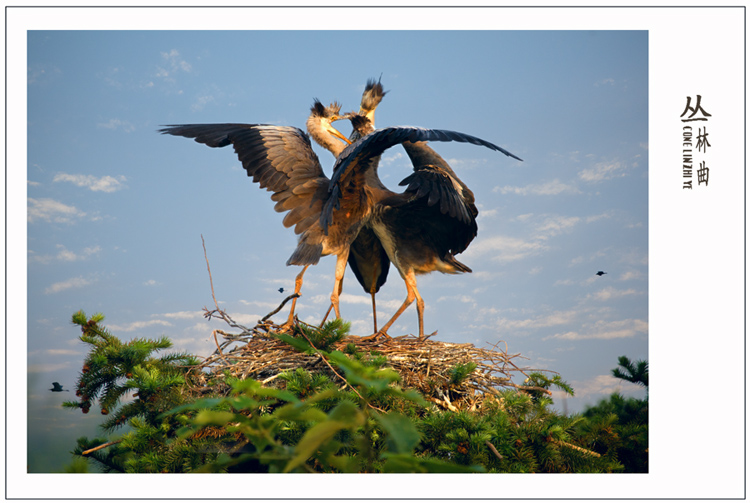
[399, 166, 473, 225]
[321, 126, 518, 232]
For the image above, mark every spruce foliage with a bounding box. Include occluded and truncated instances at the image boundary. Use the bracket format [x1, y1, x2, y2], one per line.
[61, 311, 647, 473]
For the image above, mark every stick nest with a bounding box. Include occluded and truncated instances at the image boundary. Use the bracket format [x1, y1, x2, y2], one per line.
[186, 307, 551, 412]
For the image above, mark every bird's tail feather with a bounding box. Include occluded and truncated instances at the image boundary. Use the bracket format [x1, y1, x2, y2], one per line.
[286, 243, 323, 266]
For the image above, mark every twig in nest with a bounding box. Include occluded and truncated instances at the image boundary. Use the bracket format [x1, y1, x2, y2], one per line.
[261, 294, 300, 322]
[426, 396, 459, 412]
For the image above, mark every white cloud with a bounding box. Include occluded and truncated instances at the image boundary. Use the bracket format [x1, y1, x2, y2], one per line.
[445, 157, 488, 170]
[553, 278, 576, 286]
[191, 95, 215, 112]
[348, 318, 374, 336]
[64, 245, 99, 261]
[587, 286, 641, 302]
[53, 173, 127, 192]
[338, 293, 373, 306]
[100, 66, 124, 88]
[163, 49, 192, 72]
[493, 310, 579, 332]
[44, 276, 91, 294]
[45, 349, 82, 356]
[594, 78, 615, 87]
[29, 245, 101, 264]
[534, 215, 580, 239]
[586, 212, 612, 223]
[238, 299, 284, 310]
[578, 160, 627, 182]
[158, 311, 205, 320]
[155, 49, 192, 84]
[549, 318, 647, 340]
[224, 313, 263, 326]
[556, 374, 644, 402]
[107, 319, 173, 332]
[463, 235, 548, 263]
[476, 208, 498, 221]
[27, 64, 62, 85]
[28, 198, 87, 224]
[97, 118, 135, 133]
[380, 151, 404, 165]
[339, 293, 403, 311]
[493, 179, 581, 196]
[619, 270, 644, 281]
[28, 362, 74, 374]
[436, 294, 475, 304]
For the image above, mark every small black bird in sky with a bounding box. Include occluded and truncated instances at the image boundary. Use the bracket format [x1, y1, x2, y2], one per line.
[278, 288, 285, 293]
[50, 382, 68, 392]
[596, 271, 607, 276]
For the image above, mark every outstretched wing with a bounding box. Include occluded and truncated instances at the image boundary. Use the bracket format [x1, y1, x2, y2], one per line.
[160, 124, 331, 235]
[321, 126, 521, 232]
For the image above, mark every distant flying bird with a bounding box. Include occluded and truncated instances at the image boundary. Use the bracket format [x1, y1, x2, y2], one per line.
[278, 287, 284, 293]
[596, 271, 607, 276]
[322, 114, 522, 340]
[50, 382, 68, 392]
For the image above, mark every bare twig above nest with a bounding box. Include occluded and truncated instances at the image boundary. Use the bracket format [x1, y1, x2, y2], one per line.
[261, 294, 300, 322]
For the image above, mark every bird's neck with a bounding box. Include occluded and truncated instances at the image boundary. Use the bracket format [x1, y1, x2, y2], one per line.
[306, 117, 345, 158]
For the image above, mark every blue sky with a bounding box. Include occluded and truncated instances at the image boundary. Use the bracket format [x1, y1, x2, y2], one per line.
[24, 29, 650, 471]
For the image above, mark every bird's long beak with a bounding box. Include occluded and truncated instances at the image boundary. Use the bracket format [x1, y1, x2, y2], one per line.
[328, 125, 352, 145]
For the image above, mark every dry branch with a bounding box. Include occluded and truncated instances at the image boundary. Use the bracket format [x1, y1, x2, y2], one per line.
[82, 440, 121, 456]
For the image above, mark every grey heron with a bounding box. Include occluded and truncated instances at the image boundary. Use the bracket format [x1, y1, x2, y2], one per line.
[323, 114, 522, 340]
[50, 382, 68, 392]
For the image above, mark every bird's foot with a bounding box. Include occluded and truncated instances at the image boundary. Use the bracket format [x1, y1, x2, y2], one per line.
[360, 330, 392, 342]
[277, 316, 298, 334]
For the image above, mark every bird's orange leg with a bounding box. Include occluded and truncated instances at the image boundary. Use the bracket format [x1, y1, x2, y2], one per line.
[411, 274, 426, 340]
[331, 252, 349, 319]
[319, 272, 345, 327]
[367, 269, 420, 341]
[371, 291, 378, 334]
[322, 252, 349, 326]
[284, 265, 309, 327]
[370, 266, 380, 333]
